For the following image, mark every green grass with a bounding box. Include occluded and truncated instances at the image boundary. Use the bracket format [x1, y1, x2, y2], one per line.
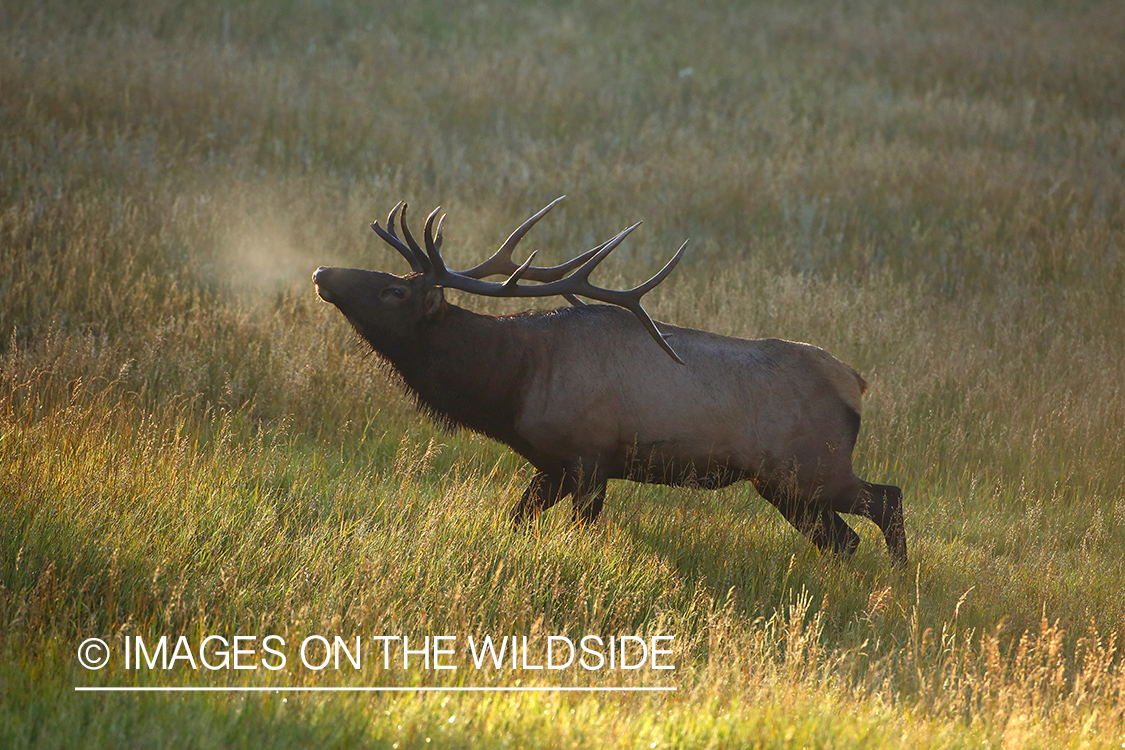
[3, 0, 1125, 747]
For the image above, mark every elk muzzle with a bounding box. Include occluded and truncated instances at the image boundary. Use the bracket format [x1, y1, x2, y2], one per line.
[313, 266, 340, 304]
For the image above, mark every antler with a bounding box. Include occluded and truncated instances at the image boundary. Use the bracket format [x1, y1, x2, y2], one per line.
[372, 196, 599, 298]
[370, 201, 431, 274]
[371, 198, 688, 364]
[457, 196, 599, 305]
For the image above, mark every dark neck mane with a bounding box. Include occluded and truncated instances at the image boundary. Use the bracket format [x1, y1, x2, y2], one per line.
[380, 305, 537, 447]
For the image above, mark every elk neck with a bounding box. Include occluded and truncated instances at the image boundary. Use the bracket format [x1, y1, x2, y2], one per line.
[385, 303, 537, 444]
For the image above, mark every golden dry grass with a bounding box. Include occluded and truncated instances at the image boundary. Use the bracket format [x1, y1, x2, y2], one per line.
[3, 0, 1125, 747]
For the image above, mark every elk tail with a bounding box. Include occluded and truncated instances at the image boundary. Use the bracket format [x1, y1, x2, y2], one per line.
[854, 370, 868, 397]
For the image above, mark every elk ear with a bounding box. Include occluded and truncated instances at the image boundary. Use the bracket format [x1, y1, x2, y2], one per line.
[420, 286, 446, 319]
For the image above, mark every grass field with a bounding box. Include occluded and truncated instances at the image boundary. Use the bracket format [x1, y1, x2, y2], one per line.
[2, 0, 1124, 747]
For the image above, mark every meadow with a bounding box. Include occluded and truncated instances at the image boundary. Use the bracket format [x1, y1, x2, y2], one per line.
[2, 0, 1124, 747]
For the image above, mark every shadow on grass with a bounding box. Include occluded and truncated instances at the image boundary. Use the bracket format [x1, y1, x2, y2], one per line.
[609, 483, 1030, 642]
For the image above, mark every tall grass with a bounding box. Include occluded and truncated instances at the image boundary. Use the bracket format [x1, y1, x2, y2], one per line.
[2, 0, 1124, 747]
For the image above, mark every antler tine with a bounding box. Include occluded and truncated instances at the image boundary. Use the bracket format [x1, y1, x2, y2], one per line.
[370, 220, 412, 261]
[385, 202, 416, 255]
[493, 194, 565, 262]
[460, 196, 563, 279]
[434, 213, 446, 252]
[554, 234, 624, 307]
[372, 202, 429, 274]
[437, 196, 605, 287]
[386, 201, 405, 240]
[398, 203, 428, 261]
[563, 222, 643, 288]
[460, 196, 600, 283]
[501, 250, 540, 290]
[626, 300, 685, 365]
[498, 245, 604, 285]
[422, 206, 448, 273]
[532, 223, 686, 364]
[628, 239, 689, 296]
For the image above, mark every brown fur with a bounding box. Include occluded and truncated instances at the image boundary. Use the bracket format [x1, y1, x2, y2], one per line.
[313, 266, 907, 563]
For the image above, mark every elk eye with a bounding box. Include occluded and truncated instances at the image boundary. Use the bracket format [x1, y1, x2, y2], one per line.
[381, 286, 408, 302]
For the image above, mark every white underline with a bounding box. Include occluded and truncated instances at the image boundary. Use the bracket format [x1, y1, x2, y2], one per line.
[75, 686, 676, 693]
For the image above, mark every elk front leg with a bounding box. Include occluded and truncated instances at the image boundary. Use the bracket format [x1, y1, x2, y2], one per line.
[571, 480, 607, 525]
[757, 483, 861, 558]
[796, 507, 860, 557]
[510, 471, 568, 526]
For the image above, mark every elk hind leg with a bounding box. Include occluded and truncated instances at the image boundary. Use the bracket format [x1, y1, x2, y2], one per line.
[828, 479, 907, 564]
[864, 481, 907, 564]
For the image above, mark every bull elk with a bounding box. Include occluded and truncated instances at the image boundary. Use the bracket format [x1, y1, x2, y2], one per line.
[313, 197, 907, 563]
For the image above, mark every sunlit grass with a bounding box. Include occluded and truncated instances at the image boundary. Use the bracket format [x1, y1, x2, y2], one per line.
[3, 0, 1125, 747]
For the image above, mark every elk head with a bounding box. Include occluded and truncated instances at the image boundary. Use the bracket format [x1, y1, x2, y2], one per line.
[313, 197, 688, 363]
